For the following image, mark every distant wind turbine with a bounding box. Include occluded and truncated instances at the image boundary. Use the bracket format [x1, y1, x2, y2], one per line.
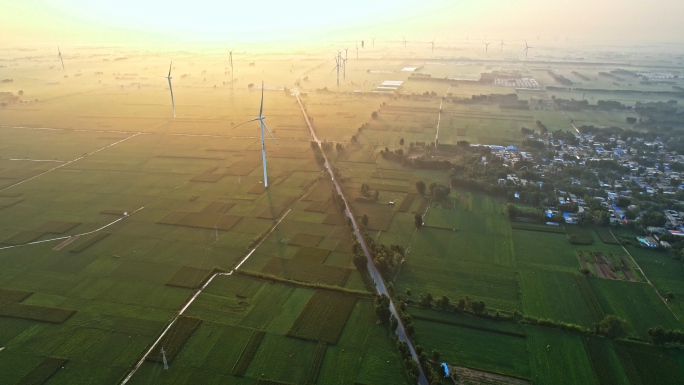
[232, 82, 278, 187]
[343, 47, 349, 80]
[499, 39, 505, 52]
[331, 52, 341, 87]
[402, 36, 407, 48]
[164, 61, 176, 118]
[58, 46, 64, 70]
[229, 49, 234, 85]
[522, 41, 533, 59]
[356, 43, 359, 59]
[372, 37, 376, 49]
[484, 42, 491, 54]
[430, 38, 435, 53]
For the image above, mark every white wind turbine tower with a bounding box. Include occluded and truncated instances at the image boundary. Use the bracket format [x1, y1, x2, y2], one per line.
[484, 42, 491, 54]
[356, 43, 359, 59]
[164, 61, 176, 118]
[331, 52, 341, 87]
[343, 47, 349, 80]
[58, 46, 65, 70]
[430, 38, 435, 53]
[229, 49, 234, 86]
[522, 41, 533, 59]
[372, 36, 376, 49]
[233, 82, 279, 187]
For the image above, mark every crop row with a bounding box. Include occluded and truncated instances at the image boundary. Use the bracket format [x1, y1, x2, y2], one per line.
[147, 316, 202, 364]
[305, 342, 327, 384]
[70, 232, 110, 253]
[231, 330, 266, 376]
[511, 222, 565, 234]
[287, 290, 358, 344]
[17, 357, 68, 385]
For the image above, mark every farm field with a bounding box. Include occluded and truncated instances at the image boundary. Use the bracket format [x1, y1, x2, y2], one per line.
[1, 40, 684, 385]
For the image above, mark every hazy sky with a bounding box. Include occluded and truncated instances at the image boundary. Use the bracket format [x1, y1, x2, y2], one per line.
[2, 0, 683, 46]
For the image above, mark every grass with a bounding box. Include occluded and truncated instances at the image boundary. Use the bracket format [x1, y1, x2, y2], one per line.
[397, 194, 416, 212]
[287, 290, 358, 344]
[232, 330, 266, 376]
[147, 316, 202, 364]
[566, 225, 594, 245]
[17, 356, 68, 385]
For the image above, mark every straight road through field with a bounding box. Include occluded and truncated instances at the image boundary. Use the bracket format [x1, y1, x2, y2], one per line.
[294, 89, 429, 385]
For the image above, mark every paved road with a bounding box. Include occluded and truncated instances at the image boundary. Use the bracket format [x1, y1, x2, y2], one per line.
[294, 90, 429, 385]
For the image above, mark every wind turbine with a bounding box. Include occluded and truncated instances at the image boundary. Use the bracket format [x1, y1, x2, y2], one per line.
[356, 43, 359, 59]
[229, 49, 234, 85]
[522, 41, 532, 59]
[58, 46, 64, 70]
[484, 42, 491, 54]
[430, 38, 435, 53]
[372, 37, 376, 49]
[233, 82, 278, 187]
[343, 47, 349, 79]
[499, 39, 505, 52]
[331, 52, 341, 87]
[164, 61, 176, 118]
[402, 36, 407, 48]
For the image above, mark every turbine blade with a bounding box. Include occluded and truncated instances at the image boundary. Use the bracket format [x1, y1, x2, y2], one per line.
[262, 121, 278, 145]
[233, 117, 260, 129]
[167, 78, 176, 118]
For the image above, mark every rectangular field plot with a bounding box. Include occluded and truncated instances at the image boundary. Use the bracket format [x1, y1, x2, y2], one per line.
[147, 316, 202, 364]
[615, 341, 684, 385]
[588, 279, 680, 339]
[261, 258, 350, 287]
[245, 334, 316, 384]
[291, 246, 330, 263]
[519, 269, 603, 328]
[157, 211, 243, 230]
[412, 317, 530, 379]
[527, 328, 599, 385]
[16, 356, 68, 385]
[287, 290, 358, 344]
[397, 254, 520, 312]
[34, 221, 81, 234]
[165, 266, 212, 289]
[410, 226, 516, 266]
[0, 302, 75, 323]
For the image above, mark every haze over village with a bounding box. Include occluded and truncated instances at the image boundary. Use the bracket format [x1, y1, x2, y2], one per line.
[1, 1, 684, 384]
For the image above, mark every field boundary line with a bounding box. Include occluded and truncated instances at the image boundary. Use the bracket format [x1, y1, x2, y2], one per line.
[610, 229, 680, 321]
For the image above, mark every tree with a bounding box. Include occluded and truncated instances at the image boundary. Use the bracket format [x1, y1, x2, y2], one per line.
[371, 111, 378, 119]
[431, 350, 441, 362]
[335, 142, 344, 151]
[18, 90, 23, 96]
[437, 295, 450, 310]
[597, 315, 628, 339]
[361, 214, 369, 227]
[415, 181, 426, 195]
[433, 184, 450, 201]
[414, 214, 423, 228]
[390, 315, 398, 332]
[352, 253, 367, 271]
[405, 288, 412, 296]
[399, 137, 405, 145]
[374, 294, 391, 324]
